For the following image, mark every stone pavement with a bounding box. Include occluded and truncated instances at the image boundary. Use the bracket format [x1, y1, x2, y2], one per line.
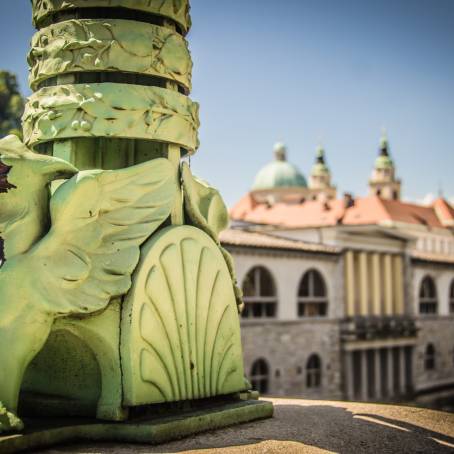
[38, 398, 454, 453]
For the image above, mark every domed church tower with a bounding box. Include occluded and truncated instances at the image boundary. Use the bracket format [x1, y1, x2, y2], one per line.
[252, 142, 309, 204]
[308, 145, 336, 201]
[368, 133, 401, 200]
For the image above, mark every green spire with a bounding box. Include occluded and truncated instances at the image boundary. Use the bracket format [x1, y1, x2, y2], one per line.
[316, 144, 325, 163]
[375, 132, 394, 169]
[311, 144, 330, 177]
[379, 130, 390, 156]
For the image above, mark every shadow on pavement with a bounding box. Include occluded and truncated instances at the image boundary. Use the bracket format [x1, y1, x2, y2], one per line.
[37, 401, 454, 453]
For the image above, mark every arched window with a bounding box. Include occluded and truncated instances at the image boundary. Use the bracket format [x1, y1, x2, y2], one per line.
[298, 269, 328, 317]
[242, 266, 277, 319]
[450, 280, 454, 314]
[424, 344, 436, 370]
[250, 359, 269, 394]
[419, 276, 437, 314]
[306, 354, 322, 388]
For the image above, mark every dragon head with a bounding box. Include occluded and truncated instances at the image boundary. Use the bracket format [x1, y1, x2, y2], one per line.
[0, 135, 78, 261]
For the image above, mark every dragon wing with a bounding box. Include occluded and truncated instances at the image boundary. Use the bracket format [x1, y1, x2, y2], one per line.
[181, 162, 228, 241]
[29, 158, 176, 316]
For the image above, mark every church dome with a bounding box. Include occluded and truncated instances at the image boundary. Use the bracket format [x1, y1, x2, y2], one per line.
[252, 143, 307, 190]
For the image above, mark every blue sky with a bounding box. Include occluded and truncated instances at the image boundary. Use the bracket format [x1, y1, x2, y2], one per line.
[1, 0, 453, 206]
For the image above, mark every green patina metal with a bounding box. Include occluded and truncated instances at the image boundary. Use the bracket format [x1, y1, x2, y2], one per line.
[0, 0, 265, 439]
[23, 83, 200, 151]
[311, 145, 330, 177]
[252, 143, 307, 190]
[375, 154, 394, 169]
[32, 0, 192, 34]
[375, 135, 394, 170]
[29, 19, 193, 91]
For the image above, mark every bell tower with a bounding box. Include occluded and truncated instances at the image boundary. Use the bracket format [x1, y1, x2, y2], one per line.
[368, 133, 401, 200]
[308, 145, 336, 200]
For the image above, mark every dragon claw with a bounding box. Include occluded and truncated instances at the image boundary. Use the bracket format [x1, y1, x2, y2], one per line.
[0, 402, 24, 434]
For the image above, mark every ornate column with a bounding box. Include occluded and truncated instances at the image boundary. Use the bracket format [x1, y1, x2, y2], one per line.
[360, 349, 368, 401]
[359, 252, 369, 316]
[371, 253, 382, 316]
[393, 255, 405, 316]
[26, 0, 199, 226]
[373, 349, 381, 400]
[344, 351, 355, 401]
[398, 347, 407, 395]
[386, 348, 395, 398]
[345, 250, 356, 317]
[383, 254, 393, 316]
[406, 347, 414, 394]
[27, 6, 197, 154]
[0, 2, 271, 437]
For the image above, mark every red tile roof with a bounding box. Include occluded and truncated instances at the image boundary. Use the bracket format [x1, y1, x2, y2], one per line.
[230, 195, 344, 228]
[432, 198, 454, 227]
[230, 194, 454, 230]
[376, 198, 445, 227]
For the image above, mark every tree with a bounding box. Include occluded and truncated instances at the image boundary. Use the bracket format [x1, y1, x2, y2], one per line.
[0, 71, 24, 138]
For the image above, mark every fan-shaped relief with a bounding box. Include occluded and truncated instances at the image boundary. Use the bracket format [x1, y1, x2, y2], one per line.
[121, 226, 245, 406]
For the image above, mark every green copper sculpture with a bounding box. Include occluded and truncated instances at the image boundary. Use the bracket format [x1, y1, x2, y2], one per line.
[0, 0, 255, 437]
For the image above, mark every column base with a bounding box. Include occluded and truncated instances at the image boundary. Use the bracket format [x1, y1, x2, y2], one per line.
[0, 398, 273, 454]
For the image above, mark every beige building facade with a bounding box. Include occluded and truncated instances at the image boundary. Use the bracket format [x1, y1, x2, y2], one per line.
[224, 137, 454, 409]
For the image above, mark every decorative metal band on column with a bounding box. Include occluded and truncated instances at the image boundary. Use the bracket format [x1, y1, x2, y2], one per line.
[28, 19, 192, 92]
[32, 0, 192, 34]
[23, 83, 199, 151]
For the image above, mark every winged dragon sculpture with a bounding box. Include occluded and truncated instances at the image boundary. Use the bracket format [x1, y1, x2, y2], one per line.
[0, 134, 177, 432]
[0, 134, 246, 434]
[0, 0, 268, 441]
